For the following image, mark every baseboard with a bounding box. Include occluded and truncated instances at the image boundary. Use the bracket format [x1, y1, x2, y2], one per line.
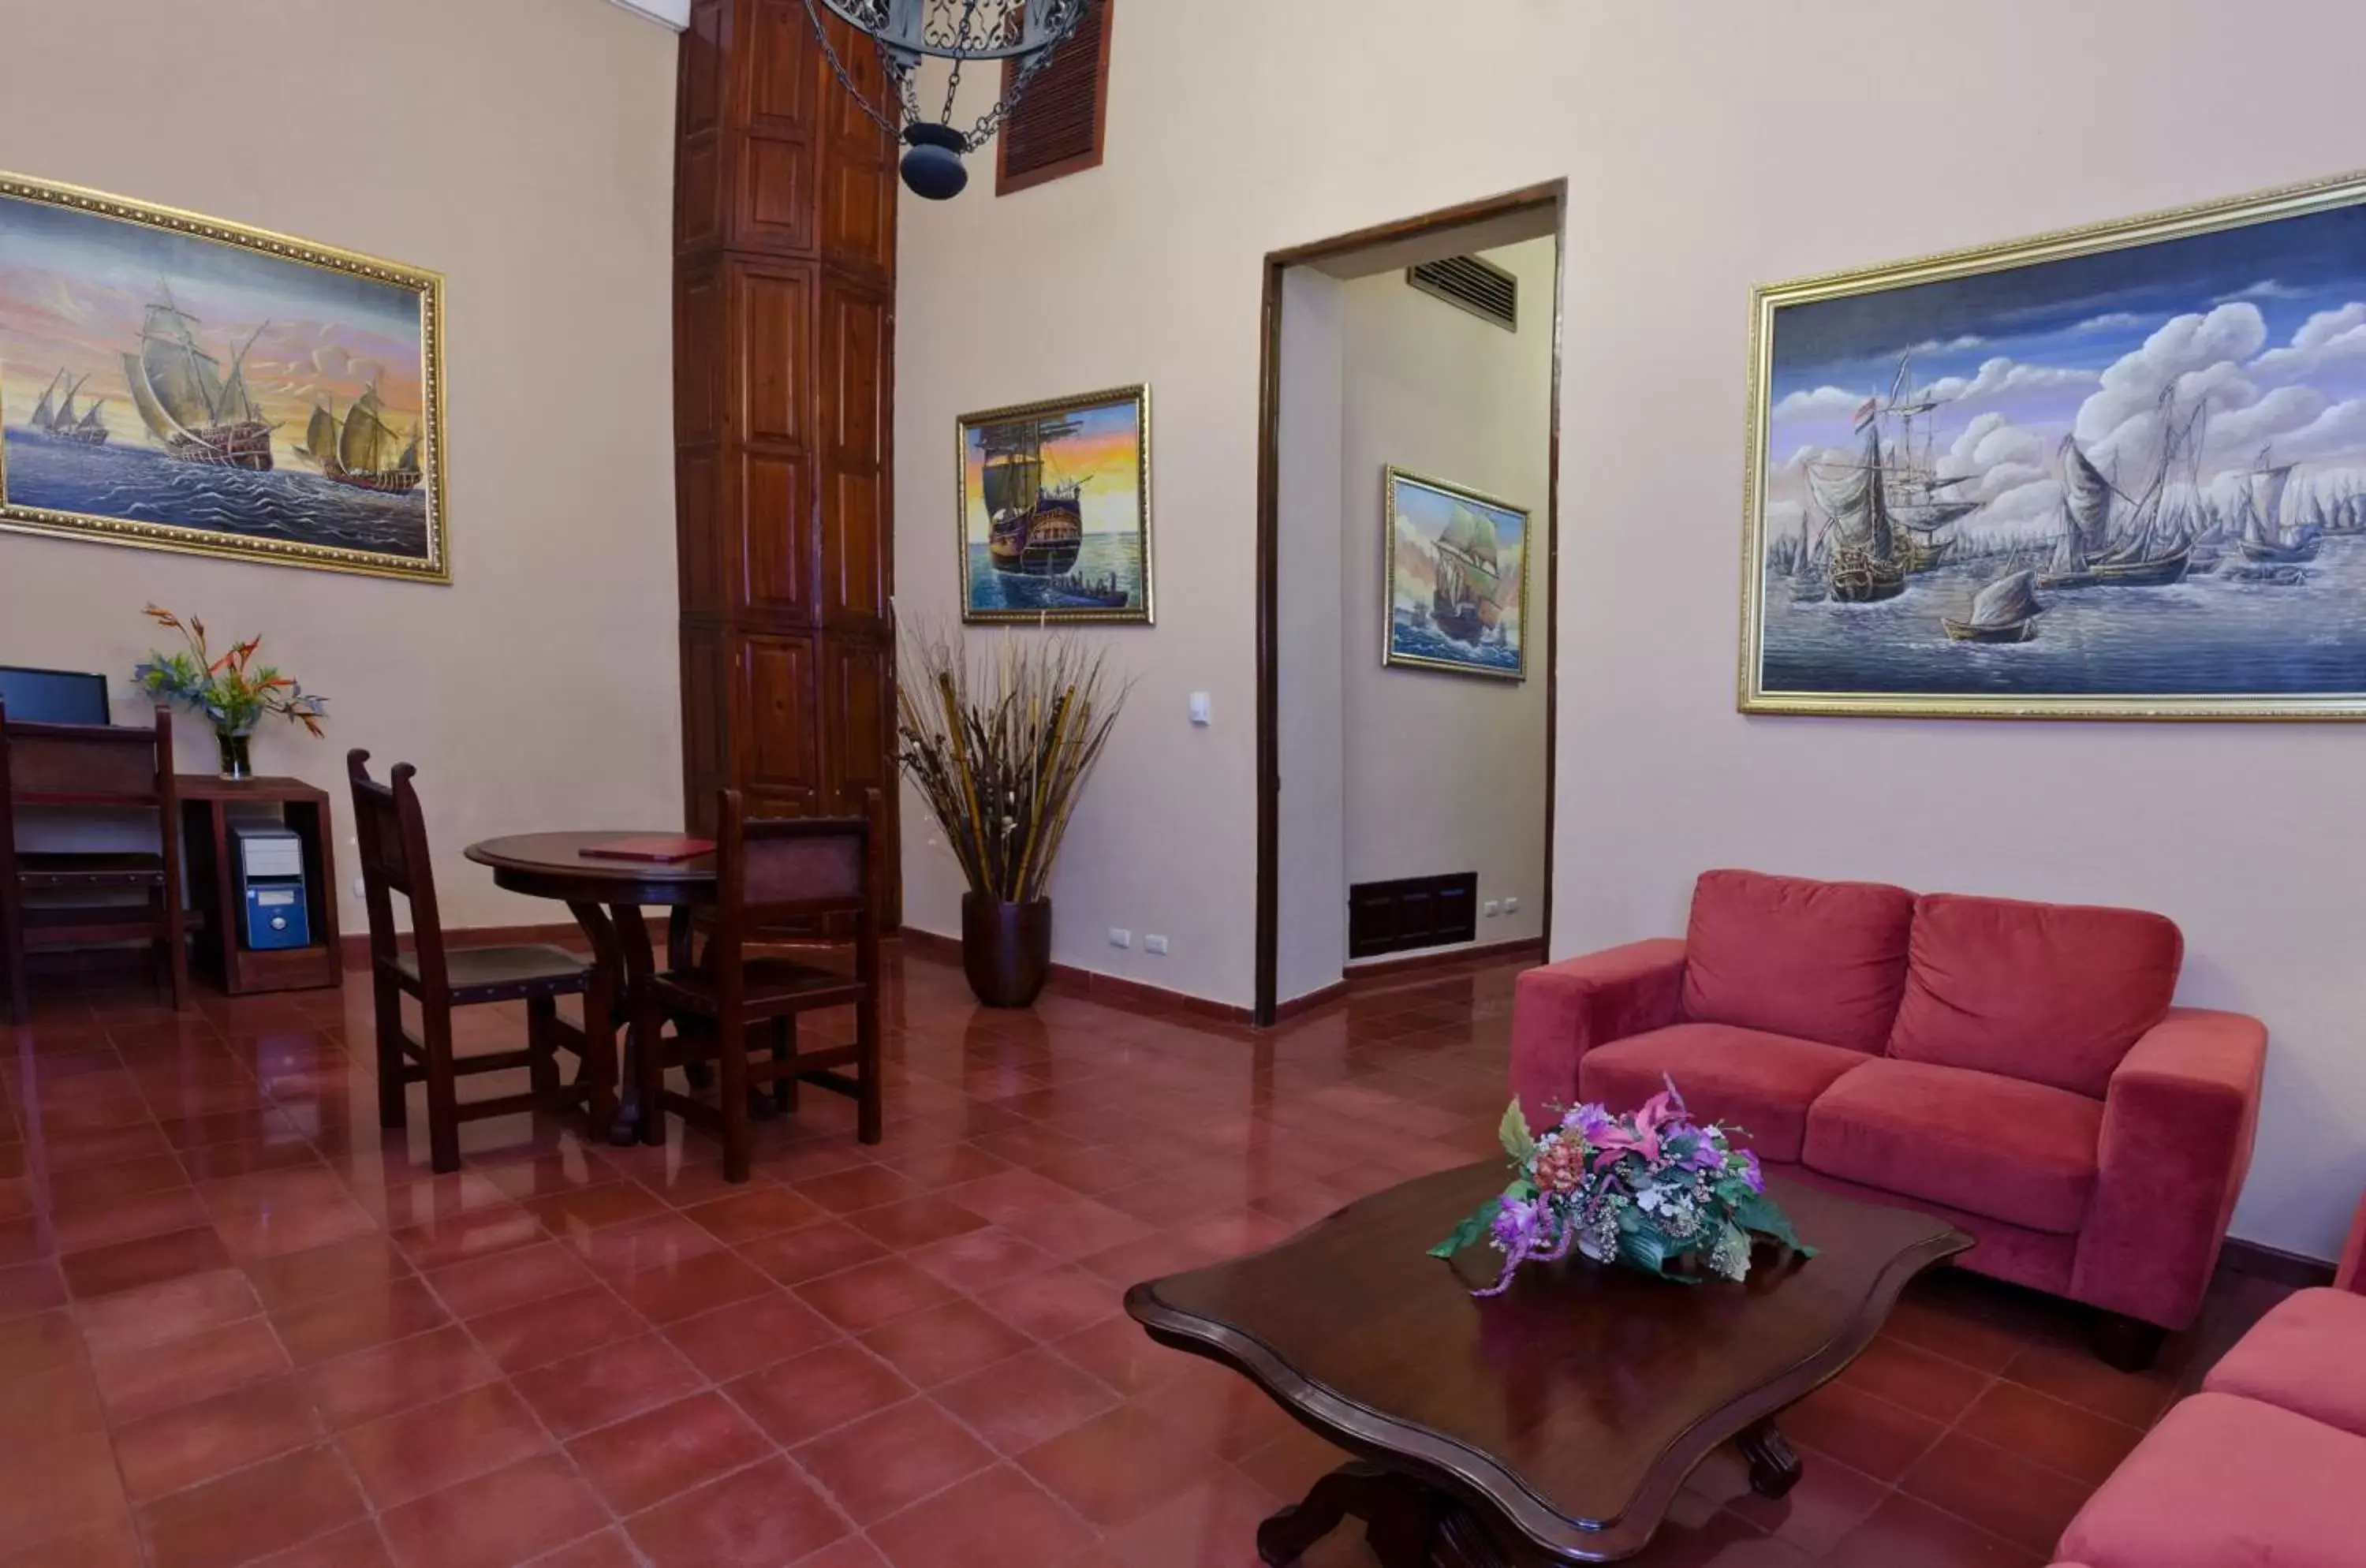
[1343, 936, 1543, 982]
[1270, 980, 1348, 1021]
[2219, 1236, 2338, 1289]
[894, 927, 1254, 1023]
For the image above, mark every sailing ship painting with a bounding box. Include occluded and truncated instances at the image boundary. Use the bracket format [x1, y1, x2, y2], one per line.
[24, 369, 109, 446]
[959, 385, 1151, 624]
[1383, 468, 1529, 680]
[0, 174, 446, 581]
[1746, 172, 2366, 717]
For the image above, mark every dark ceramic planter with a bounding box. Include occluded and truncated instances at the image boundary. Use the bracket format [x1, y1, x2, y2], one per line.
[961, 894, 1051, 1008]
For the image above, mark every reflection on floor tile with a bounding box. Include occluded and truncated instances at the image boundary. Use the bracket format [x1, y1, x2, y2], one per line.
[0, 946, 2288, 1565]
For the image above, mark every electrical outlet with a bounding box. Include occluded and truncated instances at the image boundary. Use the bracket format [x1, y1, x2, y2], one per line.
[1504, 896, 1521, 914]
[1144, 934, 1169, 955]
[1109, 928, 1132, 949]
[1483, 899, 1501, 917]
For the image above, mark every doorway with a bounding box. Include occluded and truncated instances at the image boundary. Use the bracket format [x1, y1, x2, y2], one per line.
[1254, 185, 1567, 1026]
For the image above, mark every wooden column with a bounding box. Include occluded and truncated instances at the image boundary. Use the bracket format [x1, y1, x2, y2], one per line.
[674, 0, 899, 920]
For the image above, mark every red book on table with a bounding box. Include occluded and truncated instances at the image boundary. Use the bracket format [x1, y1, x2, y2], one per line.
[578, 836, 715, 864]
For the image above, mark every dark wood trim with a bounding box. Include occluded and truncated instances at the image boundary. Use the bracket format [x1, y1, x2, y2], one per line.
[1252, 249, 1285, 1029]
[1253, 182, 1569, 1027]
[1343, 936, 1543, 984]
[995, 0, 1117, 196]
[896, 926, 1254, 1023]
[1269, 978, 1347, 1022]
[2219, 1235, 2339, 1289]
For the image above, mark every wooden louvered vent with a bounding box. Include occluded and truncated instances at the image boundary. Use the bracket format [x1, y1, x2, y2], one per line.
[996, 0, 1114, 195]
[1408, 254, 1519, 332]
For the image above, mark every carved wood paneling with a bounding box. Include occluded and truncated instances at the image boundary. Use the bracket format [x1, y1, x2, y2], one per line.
[676, 0, 899, 920]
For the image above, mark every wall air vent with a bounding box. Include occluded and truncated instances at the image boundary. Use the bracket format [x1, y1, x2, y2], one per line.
[1406, 254, 1518, 332]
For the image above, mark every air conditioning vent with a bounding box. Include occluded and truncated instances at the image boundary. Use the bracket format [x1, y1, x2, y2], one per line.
[1407, 254, 1517, 331]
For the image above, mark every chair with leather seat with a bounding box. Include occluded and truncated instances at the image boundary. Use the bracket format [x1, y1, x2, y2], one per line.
[1, 700, 187, 1024]
[348, 750, 614, 1172]
[636, 787, 881, 1182]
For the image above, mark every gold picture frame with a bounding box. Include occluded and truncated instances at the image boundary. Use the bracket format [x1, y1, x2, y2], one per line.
[1382, 465, 1531, 681]
[0, 170, 450, 583]
[957, 383, 1152, 625]
[1741, 168, 2366, 719]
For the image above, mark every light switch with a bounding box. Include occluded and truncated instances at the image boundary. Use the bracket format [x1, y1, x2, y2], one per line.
[1188, 692, 1212, 726]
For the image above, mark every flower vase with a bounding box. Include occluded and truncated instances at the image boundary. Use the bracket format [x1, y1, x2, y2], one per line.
[215, 726, 256, 781]
[961, 894, 1051, 1008]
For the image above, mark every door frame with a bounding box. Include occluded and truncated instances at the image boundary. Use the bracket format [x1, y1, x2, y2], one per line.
[1253, 181, 1569, 1026]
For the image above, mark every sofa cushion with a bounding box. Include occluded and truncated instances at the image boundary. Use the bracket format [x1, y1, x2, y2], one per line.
[2202, 1287, 2366, 1439]
[1802, 1058, 2102, 1234]
[1677, 869, 1916, 1053]
[1889, 893, 2181, 1098]
[2058, 1392, 2366, 1568]
[1577, 1021, 1870, 1162]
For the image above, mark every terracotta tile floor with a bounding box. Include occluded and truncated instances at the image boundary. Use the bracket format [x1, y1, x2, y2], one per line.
[0, 947, 2292, 1567]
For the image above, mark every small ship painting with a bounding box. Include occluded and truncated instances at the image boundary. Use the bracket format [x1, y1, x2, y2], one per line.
[961, 386, 1151, 624]
[1384, 467, 1530, 681]
[0, 178, 445, 579]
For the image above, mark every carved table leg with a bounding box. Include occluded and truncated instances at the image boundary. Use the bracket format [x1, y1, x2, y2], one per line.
[1256, 1462, 1509, 1568]
[1737, 1417, 1802, 1499]
[567, 901, 640, 1146]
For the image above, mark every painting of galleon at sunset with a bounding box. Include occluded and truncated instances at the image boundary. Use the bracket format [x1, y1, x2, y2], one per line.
[1748, 186, 2366, 715]
[0, 181, 443, 577]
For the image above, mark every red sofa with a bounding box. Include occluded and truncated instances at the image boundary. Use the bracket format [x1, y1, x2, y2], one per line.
[1510, 869, 2267, 1363]
[2050, 1197, 2366, 1567]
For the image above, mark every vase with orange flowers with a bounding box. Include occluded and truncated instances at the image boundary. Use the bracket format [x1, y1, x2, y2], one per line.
[132, 605, 330, 779]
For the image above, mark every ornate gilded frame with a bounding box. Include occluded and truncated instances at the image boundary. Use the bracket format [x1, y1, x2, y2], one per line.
[1381, 465, 1532, 682]
[956, 383, 1153, 625]
[1741, 168, 2366, 720]
[0, 170, 450, 583]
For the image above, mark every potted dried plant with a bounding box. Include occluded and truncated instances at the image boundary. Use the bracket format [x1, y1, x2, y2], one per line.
[897, 627, 1125, 1007]
[133, 605, 329, 779]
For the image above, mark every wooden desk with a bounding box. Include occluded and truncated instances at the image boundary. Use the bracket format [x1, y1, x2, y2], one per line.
[179, 775, 342, 995]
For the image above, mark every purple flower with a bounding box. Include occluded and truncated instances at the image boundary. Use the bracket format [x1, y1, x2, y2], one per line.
[1739, 1149, 1765, 1194]
[1491, 1197, 1544, 1253]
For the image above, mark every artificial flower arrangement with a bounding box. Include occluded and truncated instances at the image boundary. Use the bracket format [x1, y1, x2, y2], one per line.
[1431, 1080, 1813, 1294]
[133, 605, 329, 779]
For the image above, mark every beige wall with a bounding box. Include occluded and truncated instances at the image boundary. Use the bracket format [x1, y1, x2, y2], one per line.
[1340, 237, 1554, 949]
[0, 0, 682, 928]
[1273, 269, 1348, 1005]
[894, 0, 2366, 1258]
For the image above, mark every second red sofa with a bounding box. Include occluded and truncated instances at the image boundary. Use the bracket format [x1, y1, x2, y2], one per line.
[1510, 869, 2267, 1362]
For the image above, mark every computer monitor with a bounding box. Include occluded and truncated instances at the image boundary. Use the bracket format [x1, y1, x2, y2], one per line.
[0, 666, 111, 725]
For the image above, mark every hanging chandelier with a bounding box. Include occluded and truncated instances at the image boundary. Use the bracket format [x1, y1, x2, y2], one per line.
[802, 0, 1092, 201]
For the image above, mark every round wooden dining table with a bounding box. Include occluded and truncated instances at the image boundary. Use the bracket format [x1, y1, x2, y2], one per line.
[463, 831, 716, 1144]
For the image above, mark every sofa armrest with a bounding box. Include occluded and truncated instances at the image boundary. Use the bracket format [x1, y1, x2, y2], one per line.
[1509, 938, 1686, 1133]
[2072, 1006, 2267, 1330]
[2339, 1189, 2366, 1294]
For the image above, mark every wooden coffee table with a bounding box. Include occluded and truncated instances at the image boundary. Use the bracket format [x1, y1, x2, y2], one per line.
[1124, 1163, 1970, 1565]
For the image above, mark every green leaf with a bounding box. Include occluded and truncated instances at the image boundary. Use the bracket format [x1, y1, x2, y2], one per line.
[1497, 1101, 1536, 1165]
[1734, 1191, 1817, 1258]
[1427, 1197, 1502, 1260]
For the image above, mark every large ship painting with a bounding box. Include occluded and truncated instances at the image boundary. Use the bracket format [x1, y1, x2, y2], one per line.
[295, 388, 422, 495]
[121, 284, 273, 470]
[980, 415, 1085, 577]
[1430, 502, 1505, 644]
[22, 369, 109, 446]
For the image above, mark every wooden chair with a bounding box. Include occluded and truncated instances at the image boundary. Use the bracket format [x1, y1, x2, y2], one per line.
[0, 702, 186, 1025]
[348, 751, 615, 1173]
[638, 788, 882, 1182]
